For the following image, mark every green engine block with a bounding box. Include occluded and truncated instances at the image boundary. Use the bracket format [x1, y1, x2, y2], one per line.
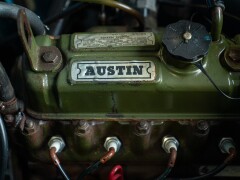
[16, 13, 240, 121]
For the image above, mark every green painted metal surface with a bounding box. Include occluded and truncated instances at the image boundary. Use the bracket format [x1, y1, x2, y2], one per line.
[17, 30, 240, 120]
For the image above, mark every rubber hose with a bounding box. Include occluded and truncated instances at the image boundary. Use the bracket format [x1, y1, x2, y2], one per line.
[0, 62, 15, 102]
[0, 2, 45, 35]
[0, 115, 9, 180]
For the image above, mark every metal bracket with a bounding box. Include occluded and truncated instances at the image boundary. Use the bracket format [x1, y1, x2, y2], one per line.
[17, 9, 62, 72]
[0, 98, 18, 115]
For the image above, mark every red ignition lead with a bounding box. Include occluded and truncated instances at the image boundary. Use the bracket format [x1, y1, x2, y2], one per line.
[109, 165, 124, 180]
[77, 137, 121, 180]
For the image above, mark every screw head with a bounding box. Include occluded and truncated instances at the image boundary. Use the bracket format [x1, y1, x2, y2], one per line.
[197, 121, 209, 131]
[42, 51, 58, 63]
[138, 121, 148, 128]
[195, 120, 209, 136]
[135, 121, 150, 135]
[25, 120, 34, 128]
[75, 121, 90, 135]
[183, 31, 192, 41]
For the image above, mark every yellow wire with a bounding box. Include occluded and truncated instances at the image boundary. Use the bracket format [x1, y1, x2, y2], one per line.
[73, 0, 144, 31]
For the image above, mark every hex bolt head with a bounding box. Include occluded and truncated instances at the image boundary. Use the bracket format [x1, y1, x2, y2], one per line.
[42, 51, 58, 63]
[48, 136, 66, 153]
[75, 121, 90, 134]
[219, 137, 235, 154]
[25, 120, 34, 128]
[195, 120, 210, 136]
[104, 136, 121, 152]
[196, 120, 209, 131]
[162, 136, 179, 153]
[228, 50, 240, 63]
[135, 121, 150, 135]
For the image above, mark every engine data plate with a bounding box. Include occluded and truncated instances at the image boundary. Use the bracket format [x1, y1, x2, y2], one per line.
[70, 61, 156, 82]
[73, 32, 155, 49]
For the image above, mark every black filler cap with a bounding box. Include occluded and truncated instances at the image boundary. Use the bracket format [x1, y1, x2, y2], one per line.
[162, 20, 212, 63]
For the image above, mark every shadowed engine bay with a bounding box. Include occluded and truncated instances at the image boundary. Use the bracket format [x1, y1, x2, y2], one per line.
[0, 0, 240, 179]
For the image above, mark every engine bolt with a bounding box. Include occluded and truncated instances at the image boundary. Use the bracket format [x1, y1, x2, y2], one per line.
[26, 120, 34, 128]
[135, 121, 150, 135]
[42, 51, 58, 63]
[75, 120, 90, 134]
[195, 120, 209, 136]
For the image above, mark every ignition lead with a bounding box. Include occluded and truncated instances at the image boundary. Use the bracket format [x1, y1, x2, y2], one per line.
[181, 137, 236, 180]
[77, 136, 121, 180]
[109, 165, 124, 180]
[48, 136, 70, 180]
[156, 136, 179, 180]
[195, 61, 240, 100]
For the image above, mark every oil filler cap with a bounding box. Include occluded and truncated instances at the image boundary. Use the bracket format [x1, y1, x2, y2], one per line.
[162, 20, 212, 63]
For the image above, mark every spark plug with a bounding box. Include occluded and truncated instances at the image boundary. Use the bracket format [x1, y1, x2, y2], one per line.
[77, 136, 122, 179]
[162, 136, 179, 153]
[48, 136, 70, 180]
[162, 136, 179, 168]
[219, 137, 235, 154]
[101, 136, 121, 164]
[104, 136, 121, 152]
[157, 136, 179, 179]
[48, 136, 66, 154]
[219, 137, 237, 166]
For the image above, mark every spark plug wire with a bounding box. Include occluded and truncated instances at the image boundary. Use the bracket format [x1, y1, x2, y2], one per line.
[109, 165, 124, 180]
[195, 61, 240, 100]
[49, 147, 70, 180]
[181, 148, 236, 180]
[77, 147, 116, 180]
[48, 136, 70, 180]
[101, 147, 116, 164]
[181, 138, 237, 180]
[156, 147, 177, 180]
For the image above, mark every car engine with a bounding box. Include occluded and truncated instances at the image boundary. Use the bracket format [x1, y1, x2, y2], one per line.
[0, 0, 240, 179]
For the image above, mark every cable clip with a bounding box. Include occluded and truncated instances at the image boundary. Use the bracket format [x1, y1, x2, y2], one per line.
[15, 111, 26, 131]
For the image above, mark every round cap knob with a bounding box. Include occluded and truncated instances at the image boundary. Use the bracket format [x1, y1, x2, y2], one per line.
[162, 20, 212, 63]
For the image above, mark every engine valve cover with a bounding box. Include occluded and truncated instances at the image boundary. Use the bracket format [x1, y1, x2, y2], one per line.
[16, 12, 240, 121]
